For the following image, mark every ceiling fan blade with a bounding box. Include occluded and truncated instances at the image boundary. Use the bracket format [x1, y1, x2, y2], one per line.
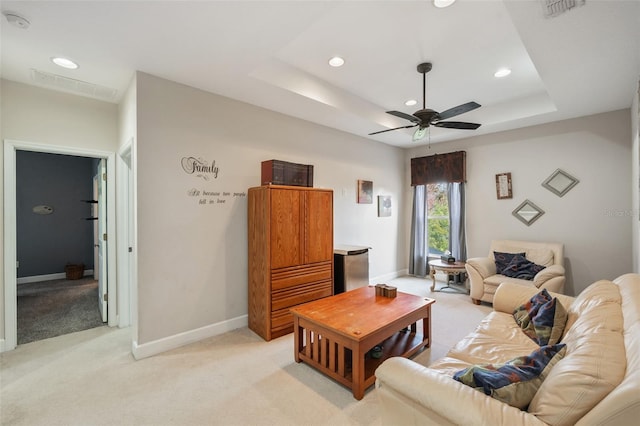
[386, 110, 420, 123]
[437, 102, 481, 120]
[434, 121, 481, 130]
[368, 124, 418, 135]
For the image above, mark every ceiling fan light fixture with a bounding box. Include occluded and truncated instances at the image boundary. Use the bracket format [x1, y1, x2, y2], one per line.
[434, 0, 456, 8]
[405, 99, 418, 106]
[51, 56, 79, 70]
[494, 67, 511, 78]
[413, 127, 428, 142]
[328, 56, 345, 67]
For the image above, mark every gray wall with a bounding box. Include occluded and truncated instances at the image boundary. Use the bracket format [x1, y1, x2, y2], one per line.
[17, 151, 95, 278]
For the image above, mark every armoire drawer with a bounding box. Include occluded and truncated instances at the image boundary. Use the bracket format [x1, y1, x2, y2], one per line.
[271, 280, 333, 312]
[271, 261, 332, 291]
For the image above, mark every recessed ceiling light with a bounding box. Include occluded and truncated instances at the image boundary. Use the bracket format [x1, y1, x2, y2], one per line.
[328, 56, 345, 67]
[51, 57, 79, 70]
[434, 0, 456, 8]
[494, 68, 511, 78]
[405, 99, 418, 106]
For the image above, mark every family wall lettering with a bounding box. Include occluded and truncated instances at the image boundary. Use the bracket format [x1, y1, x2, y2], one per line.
[181, 156, 246, 206]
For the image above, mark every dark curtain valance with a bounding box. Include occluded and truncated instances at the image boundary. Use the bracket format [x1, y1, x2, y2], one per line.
[411, 151, 466, 185]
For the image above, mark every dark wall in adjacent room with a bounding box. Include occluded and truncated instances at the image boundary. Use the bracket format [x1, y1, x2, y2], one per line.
[16, 151, 95, 278]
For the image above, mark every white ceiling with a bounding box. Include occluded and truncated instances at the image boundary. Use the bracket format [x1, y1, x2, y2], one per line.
[1, 0, 639, 148]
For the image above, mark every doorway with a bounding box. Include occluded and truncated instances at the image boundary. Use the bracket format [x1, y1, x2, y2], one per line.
[3, 140, 118, 352]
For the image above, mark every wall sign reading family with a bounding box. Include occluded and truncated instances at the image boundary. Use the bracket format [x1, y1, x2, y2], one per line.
[187, 188, 246, 205]
[181, 156, 219, 181]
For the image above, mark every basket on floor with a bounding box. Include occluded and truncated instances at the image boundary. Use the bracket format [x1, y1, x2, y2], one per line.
[64, 264, 85, 280]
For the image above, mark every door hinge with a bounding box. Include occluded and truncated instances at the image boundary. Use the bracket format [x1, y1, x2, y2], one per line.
[103, 293, 108, 302]
[102, 172, 107, 181]
[128, 247, 133, 253]
[103, 233, 107, 241]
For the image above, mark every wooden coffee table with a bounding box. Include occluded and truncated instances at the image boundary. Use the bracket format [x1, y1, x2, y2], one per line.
[290, 286, 435, 400]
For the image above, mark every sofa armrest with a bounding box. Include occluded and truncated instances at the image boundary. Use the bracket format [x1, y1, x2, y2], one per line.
[375, 357, 546, 426]
[533, 264, 565, 287]
[493, 282, 575, 314]
[465, 257, 496, 279]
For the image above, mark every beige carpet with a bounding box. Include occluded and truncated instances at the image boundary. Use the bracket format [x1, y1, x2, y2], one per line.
[0, 276, 491, 426]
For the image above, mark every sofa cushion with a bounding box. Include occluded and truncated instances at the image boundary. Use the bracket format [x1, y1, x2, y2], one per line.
[528, 280, 626, 425]
[493, 251, 526, 274]
[513, 289, 568, 346]
[453, 344, 567, 410]
[502, 254, 546, 281]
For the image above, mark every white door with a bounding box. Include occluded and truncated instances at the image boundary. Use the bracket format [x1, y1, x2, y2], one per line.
[97, 159, 108, 322]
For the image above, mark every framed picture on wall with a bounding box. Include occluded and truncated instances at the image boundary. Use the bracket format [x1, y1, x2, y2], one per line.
[357, 180, 373, 204]
[495, 172, 512, 199]
[378, 195, 392, 217]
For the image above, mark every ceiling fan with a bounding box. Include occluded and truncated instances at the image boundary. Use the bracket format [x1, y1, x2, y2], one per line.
[369, 62, 481, 141]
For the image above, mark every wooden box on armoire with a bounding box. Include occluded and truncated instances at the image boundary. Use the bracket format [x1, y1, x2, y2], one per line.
[261, 160, 314, 187]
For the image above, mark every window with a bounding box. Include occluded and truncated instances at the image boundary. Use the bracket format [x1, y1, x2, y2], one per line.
[427, 183, 449, 255]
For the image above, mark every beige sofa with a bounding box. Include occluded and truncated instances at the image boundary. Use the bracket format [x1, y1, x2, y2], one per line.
[466, 240, 565, 305]
[375, 273, 640, 425]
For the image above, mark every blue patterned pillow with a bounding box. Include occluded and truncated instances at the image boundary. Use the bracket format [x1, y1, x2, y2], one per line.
[513, 289, 568, 346]
[502, 254, 546, 280]
[494, 251, 526, 274]
[453, 344, 567, 409]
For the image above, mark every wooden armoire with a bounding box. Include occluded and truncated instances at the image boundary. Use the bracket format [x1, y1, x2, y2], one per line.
[248, 185, 333, 341]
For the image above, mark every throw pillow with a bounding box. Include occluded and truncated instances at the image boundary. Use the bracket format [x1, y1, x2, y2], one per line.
[513, 289, 568, 346]
[502, 254, 546, 281]
[453, 344, 567, 410]
[494, 251, 526, 274]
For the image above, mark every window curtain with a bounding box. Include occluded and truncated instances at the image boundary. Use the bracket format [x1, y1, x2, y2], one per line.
[448, 182, 467, 283]
[409, 185, 429, 277]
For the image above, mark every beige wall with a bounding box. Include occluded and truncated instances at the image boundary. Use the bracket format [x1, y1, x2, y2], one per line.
[135, 73, 407, 345]
[406, 109, 633, 296]
[0, 79, 118, 343]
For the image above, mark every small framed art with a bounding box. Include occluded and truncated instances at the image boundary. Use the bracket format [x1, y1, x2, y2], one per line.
[378, 195, 392, 217]
[357, 180, 373, 204]
[495, 172, 512, 199]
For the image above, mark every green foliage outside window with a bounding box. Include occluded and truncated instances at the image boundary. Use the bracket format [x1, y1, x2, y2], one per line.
[427, 183, 450, 254]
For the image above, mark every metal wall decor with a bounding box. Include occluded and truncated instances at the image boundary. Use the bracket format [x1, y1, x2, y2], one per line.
[542, 168, 579, 197]
[512, 199, 545, 226]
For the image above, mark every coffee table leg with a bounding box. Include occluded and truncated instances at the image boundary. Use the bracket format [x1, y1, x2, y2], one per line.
[293, 315, 301, 363]
[352, 345, 364, 400]
[423, 307, 431, 348]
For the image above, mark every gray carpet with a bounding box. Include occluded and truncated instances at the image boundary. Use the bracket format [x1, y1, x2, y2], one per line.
[17, 277, 105, 344]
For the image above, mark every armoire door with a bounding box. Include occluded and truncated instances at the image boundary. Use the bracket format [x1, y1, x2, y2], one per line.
[270, 188, 303, 269]
[305, 190, 333, 264]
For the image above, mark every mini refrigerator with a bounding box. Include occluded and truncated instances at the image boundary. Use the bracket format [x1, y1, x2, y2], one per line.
[334, 245, 370, 294]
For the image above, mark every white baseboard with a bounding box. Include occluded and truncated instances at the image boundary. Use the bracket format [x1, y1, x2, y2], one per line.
[370, 269, 408, 284]
[131, 314, 248, 360]
[17, 270, 95, 285]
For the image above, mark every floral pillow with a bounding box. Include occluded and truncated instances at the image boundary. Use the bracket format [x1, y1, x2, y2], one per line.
[513, 289, 568, 346]
[453, 344, 567, 410]
[502, 254, 546, 281]
[494, 251, 526, 274]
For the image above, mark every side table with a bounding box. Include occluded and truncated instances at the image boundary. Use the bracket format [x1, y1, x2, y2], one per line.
[428, 259, 468, 293]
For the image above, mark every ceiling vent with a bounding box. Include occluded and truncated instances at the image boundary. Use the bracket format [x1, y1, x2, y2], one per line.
[542, 0, 585, 18]
[30, 69, 118, 102]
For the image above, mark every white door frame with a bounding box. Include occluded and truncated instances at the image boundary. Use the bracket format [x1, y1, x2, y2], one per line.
[2, 139, 118, 352]
[116, 138, 136, 332]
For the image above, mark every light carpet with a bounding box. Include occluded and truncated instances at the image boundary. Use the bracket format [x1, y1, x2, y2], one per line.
[0, 276, 491, 426]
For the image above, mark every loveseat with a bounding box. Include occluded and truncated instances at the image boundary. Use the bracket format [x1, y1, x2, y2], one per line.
[466, 240, 565, 305]
[375, 273, 640, 425]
